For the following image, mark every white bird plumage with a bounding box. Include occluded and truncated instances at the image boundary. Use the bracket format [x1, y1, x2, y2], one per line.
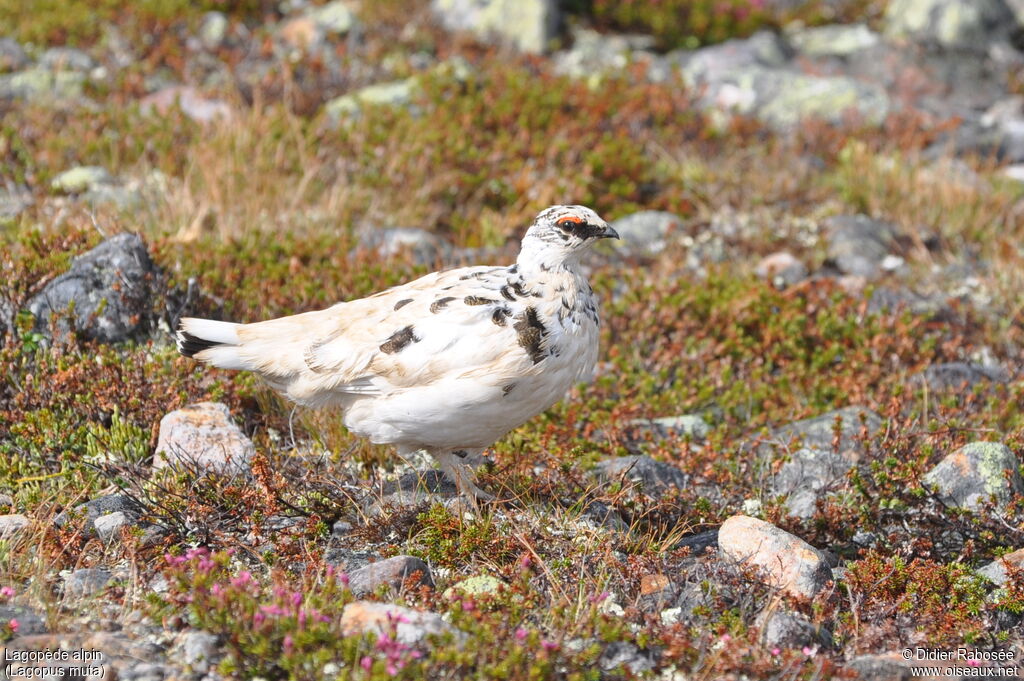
[176, 205, 618, 500]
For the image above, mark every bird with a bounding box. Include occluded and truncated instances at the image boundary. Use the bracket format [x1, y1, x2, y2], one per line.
[176, 205, 619, 501]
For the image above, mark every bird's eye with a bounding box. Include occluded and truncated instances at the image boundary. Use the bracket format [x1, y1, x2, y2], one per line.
[557, 218, 583, 230]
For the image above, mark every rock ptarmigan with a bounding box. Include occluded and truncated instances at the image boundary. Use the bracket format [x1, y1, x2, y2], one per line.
[176, 205, 618, 500]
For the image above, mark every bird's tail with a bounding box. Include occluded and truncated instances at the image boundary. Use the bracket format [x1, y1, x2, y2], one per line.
[176, 317, 249, 370]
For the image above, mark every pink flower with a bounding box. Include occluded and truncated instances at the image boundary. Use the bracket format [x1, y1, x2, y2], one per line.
[361, 656, 373, 670]
[164, 553, 186, 567]
[253, 611, 266, 626]
[393, 613, 410, 624]
[0, 586, 14, 599]
[589, 591, 610, 604]
[7, 618, 18, 633]
[230, 571, 253, 588]
[541, 639, 558, 651]
[968, 660, 981, 668]
[283, 634, 293, 652]
[803, 646, 816, 656]
[771, 647, 781, 656]
[720, 634, 731, 643]
[515, 627, 528, 641]
[339, 573, 350, 586]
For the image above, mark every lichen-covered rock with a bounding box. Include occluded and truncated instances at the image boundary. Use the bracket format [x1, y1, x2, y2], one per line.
[680, 31, 792, 80]
[690, 65, 888, 130]
[324, 548, 380, 572]
[788, 23, 880, 57]
[847, 652, 914, 680]
[867, 286, 951, 318]
[679, 31, 891, 129]
[141, 86, 232, 124]
[0, 68, 85, 101]
[0, 514, 29, 539]
[615, 415, 711, 457]
[26, 233, 158, 344]
[340, 601, 455, 646]
[63, 568, 113, 599]
[356, 226, 451, 266]
[609, 211, 684, 257]
[198, 11, 229, 48]
[922, 442, 1023, 510]
[447, 574, 504, 599]
[0, 185, 31, 223]
[773, 447, 853, 519]
[154, 402, 256, 476]
[175, 630, 221, 675]
[754, 70, 890, 128]
[431, 0, 559, 54]
[977, 547, 1024, 586]
[824, 214, 902, 279]
[884, 0, 1016, 50]
[552, 28, 655, 81]
[308, 1, 357, 35]
[755, 252, 808, 287]
[598, 641, 657, 675]
[0, 605, 47, 635]
[673, 529, 719, 555]
[53, 494, 143, 537]
[770, 406, 882, 459]
[594, 455, 688, 497]
[756, 608, 830, 649]
[324, 79, 418, 120]
[50, 166, 113, 194]
[348, 556, 434, 597]
[39, 47, 96, 72]
[94, 512, 131, 542]
[912, 362, 1010, 391]
[718, 515, 832, 599]
[0, 38, 29, 72]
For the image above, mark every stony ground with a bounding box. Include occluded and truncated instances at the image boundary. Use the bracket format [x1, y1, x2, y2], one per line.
[3, 0, 1024, 679]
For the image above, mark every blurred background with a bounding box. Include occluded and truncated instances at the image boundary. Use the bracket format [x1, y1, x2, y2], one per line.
[3, 2, 1024, 676]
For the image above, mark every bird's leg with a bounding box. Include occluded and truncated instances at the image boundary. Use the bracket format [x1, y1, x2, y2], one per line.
[433, 449, 495, 504]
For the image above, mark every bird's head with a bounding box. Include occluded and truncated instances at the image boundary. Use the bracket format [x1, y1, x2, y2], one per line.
[517, 205, 619, 272]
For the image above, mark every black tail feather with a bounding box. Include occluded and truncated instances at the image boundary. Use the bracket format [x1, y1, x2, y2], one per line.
[177, 329, 223, 358]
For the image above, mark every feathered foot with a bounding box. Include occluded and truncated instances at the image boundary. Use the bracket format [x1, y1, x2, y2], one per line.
[433, 449, 495, 507]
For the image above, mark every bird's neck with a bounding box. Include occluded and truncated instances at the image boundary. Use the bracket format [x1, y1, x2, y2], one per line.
[515, 247, 583, 281]
[514, 254, 592, 316]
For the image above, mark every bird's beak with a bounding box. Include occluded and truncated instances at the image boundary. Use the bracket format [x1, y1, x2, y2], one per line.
[599, 226, 620, 240]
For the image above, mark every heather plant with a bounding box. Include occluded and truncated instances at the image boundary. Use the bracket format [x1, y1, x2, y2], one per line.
[150, 548, 383, 678]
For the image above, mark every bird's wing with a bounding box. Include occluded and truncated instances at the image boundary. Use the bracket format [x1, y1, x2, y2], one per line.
[285, 265, 545, 399]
